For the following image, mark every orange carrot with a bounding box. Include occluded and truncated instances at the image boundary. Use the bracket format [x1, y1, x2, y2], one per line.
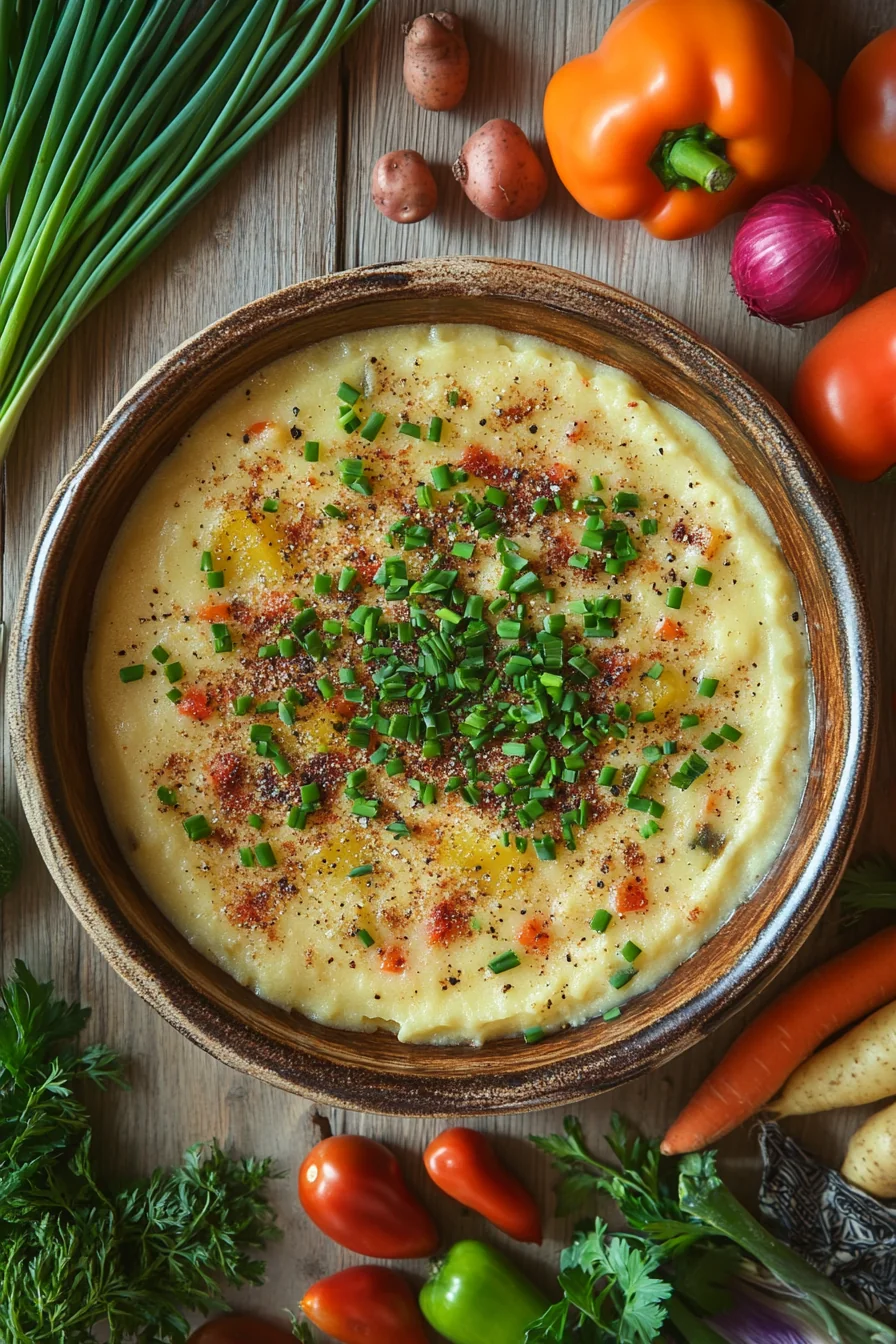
[662, 927, 896, 1154]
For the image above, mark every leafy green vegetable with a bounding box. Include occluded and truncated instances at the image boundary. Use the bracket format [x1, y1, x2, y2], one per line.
[0, 960, 280, 1343]
[0, 0, 380, 461]
[528, 1115, 896, 1344]
[838, 855, 896, 922]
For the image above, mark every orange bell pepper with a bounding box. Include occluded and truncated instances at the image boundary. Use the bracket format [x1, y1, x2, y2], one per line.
[543, 0, 831, 240]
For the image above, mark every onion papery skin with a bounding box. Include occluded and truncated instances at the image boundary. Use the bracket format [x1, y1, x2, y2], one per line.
[730, 186, 868, 327]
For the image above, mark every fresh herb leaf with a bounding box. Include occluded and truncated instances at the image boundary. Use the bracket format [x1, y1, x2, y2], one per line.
[0, 961, 280, 1343]
[838, 855, 896, 922]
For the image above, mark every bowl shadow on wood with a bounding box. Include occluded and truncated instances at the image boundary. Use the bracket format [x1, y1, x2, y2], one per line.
[9, 257, 875, 1116]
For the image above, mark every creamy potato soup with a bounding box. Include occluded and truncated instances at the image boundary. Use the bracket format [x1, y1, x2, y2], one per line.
[86, 324, 809, 1045]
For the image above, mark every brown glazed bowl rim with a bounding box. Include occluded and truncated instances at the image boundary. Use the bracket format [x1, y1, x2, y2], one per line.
[8, 258, 876, 1116]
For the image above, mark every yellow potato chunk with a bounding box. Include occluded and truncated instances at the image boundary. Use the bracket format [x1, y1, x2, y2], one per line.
[211, 509, 288, 588]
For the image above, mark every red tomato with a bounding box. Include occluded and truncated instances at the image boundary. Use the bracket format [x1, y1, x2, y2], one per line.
[188, 1316, 293, 1344]
[791, 288, 896, 482]
[423, 1127, 542, 1244]
[301, 1265, 429, 1344]
[298, 1134, 438, 1258]
[838, 29, 896, 193]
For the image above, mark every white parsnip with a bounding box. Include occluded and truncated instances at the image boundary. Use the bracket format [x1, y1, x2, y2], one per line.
[770, 998, 896, 1116]
[842, 1099, 896, 1198]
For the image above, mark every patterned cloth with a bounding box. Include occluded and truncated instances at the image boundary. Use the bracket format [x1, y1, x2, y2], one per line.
[758, 1121, 896, 1317]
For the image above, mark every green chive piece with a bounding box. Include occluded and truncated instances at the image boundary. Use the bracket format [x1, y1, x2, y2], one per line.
[666, 586, 684, 610]
[680, 713, 700, 728]
[262, 498, 278, 513]
[399, 421, 421, 438]
[338, 566, 357, 592]
[206, 570, 225, 589]
[609, 966, 637, 990]
[598, 766, 617, 787]
[360, 412, 386, 442]
[356, 928, 375, 948]
[119, 664, 144, 683]
[698, 677, 719, 698]
[702, 732, 724, 751]
[635, 710, 655, 723]
[151, 645, 169, 664]
[489, 950, 521, 974]
[258, 643, 279, 659]
[427, 416, 443, 443]
[590, 909, 612, 933]
[452, 540, 475, 559]
[164, 662, 184, 684]
[239, 846, 255, 867]
[247, 813, 263, 829]
[255, 842, 276, 868]
[484, 485, 507, 507]
[156, 786, 176, 806]
[349, 864, 373, 878]
[523, 1026, 545, 1045]
[337, 382, 361, 405]
[693, 566, 712, 586]
[200, 551, 214, 572]
[183, 814, 211, 841]
[621, 940, 641, 963]
[314, 573, 332, 595]
[533, 836, 556, 861]
[720, 724, 742, 742]
[603, 1006, 622, 1021]
[278, 637, 296, 658]
[166, 688, 182, 704]
[286, 806, 304, 829]
[612, 491, 639, 511]
[640, 518, 658, 535]
[304, 440, 320, 462]
[324, 503, 348, 519]
[645, 662, 664, 680]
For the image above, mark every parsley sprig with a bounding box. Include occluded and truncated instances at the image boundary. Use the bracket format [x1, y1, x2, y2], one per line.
[838, 854, 896, 923]
[527, 1115, 895, 1344]
[0, 961, 281, 1343]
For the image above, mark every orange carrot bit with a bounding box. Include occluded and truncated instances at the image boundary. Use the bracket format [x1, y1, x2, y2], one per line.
[661, 926, 896, 1155]
[244, 419, 276, 438]
[380, 945, 407, 974]
[655, 616, 685, 641]
[177, 687, 213, 721]
[518, 916, 551, 953]
[615, 875, 648, 914]
[196, 601, 231, 622]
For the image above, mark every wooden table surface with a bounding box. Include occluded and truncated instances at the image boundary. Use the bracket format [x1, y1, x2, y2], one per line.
[2, 0, 894, 1328]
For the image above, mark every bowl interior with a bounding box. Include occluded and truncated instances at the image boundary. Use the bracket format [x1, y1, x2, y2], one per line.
[10, 258, 874, 1115]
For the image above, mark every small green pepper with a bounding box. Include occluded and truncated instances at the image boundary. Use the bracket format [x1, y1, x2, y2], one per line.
[419, 1240, 550, 1344]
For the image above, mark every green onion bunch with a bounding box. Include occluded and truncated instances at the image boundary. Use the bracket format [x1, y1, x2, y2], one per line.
[0, 0, 378, 460]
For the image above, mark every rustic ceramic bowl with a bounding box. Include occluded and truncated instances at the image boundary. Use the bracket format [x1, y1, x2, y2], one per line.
[9, 258, 875, 1116]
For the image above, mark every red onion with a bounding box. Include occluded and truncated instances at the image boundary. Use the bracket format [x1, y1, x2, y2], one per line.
[730, 186, 868, 327]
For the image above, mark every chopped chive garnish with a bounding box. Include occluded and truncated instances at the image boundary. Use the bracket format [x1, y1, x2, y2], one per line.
[164, 662, 184, 684]
[183, 814, 211, 841]
[598, 767, 617, 787]
[262, 497, 278, 512]
[533, 836, 556, 861]
[200, 551, 214, 572]
[621, 940, 641, 962]
[317, 677, 334, 700]
[590, 909, 612, 933]
[314, 573, 332, 594]
[640, 518, 658, 535]
[603, 1006, 622, 1021]
[693, 566, 712, 586]
[356, 928, 375, 948]
[247, 813, 263, 829]
[324, 503, 348, 519]
[239, 847, 255, 867]
[304, 440, 320, 462]
[484, 485, 507, 507]
[447, 389, 459, 406]
[489, 950, 521, 974]
[337, 382, 361, 405]
[400, 421, 421, 438]
[349, 864, 373, 878]
[206, 570, 225, 589]
[698, 677, 719, 698]
[166, 688, 182, 704]
[645, 662, 664, 680]
[609, 966, 637, 990]
[452, 540, 475, 559]
[156, 786, 176, 805]
[151, 645, 169, 664]
[666, 586, 684, 610]
[338, 566, 357, 592]
[635, 710, 655, 723]
[258, 643, 278, 658]
[277, 637, 296, 657]
[427, 416, 443, 443]
[431, 463, 453, 490]
[523, 1026, 545, 1044]
[360, 411, 386, 442]
[119, 664, 144, 683]
[680, 713, 700, 728]
[702, 732, 724, 751]
[612, 491, 639, 511]
[720, 724, 742, 742]
[255, 842, 276, 868]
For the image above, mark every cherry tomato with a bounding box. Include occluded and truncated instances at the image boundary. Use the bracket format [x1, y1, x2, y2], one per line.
[424, 1127, 542, 1244]
[298, 1133, 438, 1258]
[838, 29, 896, 193]
[188, 1316, 294, 1344]
[301, 1265, 430, 1344]
[791, 287, 896, 482]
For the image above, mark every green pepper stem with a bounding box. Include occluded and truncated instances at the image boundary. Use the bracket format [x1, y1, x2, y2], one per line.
[667, 136, 735, 192]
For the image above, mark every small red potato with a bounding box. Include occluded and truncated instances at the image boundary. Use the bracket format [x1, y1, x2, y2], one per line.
[371, 150, 437, 223]
[453, 119, 547, 221]
[403, 11, 469, 111]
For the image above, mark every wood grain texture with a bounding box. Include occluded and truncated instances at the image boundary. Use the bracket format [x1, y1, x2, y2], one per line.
[0, 0, 894, 1325]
